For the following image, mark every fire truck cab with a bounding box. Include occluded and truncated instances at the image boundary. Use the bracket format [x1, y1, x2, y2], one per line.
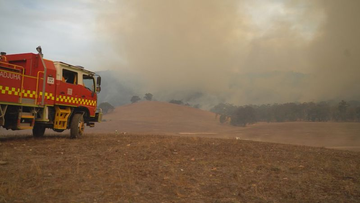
[0, 47, 102, 138]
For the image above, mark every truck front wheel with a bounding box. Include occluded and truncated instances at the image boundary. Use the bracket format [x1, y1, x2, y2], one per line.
[70, 114, 84, 139]
[33, 123, 45, 137]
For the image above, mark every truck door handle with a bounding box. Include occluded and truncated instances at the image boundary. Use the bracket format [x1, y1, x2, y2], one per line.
[82, 95, 85, 98]
[60, 91, 65, 95]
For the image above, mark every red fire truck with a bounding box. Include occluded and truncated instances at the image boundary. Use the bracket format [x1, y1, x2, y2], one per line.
[0, 46, 102, 138]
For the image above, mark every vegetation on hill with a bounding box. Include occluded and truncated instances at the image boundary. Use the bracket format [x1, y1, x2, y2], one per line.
[131, 96, 141, 103]
[169, 99, 201, 109]
[98, 102, 115, 114]
[211, 100, 360, 126]
[144, 93, 153, 101]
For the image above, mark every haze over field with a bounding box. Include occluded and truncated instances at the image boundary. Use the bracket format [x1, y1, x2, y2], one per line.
[1, 0, 359, 107]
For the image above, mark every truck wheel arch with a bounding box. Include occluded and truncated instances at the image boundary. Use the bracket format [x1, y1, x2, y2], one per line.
[72, 106, 90, 123]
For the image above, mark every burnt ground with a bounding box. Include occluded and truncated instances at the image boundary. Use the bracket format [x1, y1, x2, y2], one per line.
[0, 134, 360, 202]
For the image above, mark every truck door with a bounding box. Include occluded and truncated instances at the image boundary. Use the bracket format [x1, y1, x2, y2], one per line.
[55, 69, 80, 107]
[81, 74, 97, 117]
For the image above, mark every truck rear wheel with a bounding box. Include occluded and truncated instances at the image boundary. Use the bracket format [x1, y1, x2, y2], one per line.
[33, 123, 45, 137]
[70, 114, 84, 139]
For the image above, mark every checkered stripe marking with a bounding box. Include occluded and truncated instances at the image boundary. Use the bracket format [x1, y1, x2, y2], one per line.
[39, 92, 55, 101]
[21, 89, 37, 98]
[0, 85, 96, 106]
[56, 95, 96, 106]
[0, 86, 21, 96]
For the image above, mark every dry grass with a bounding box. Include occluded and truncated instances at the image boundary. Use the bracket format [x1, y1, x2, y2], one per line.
[1, 133, 359, 202]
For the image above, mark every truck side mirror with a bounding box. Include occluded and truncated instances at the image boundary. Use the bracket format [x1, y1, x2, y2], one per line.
[97, 76, 101, 86]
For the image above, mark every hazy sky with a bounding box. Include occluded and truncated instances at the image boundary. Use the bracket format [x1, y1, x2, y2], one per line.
[1, 0, 359, 106]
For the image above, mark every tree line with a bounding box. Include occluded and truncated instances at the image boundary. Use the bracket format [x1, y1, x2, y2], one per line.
[131, 93, 153, 103]
[211, 100, 360, 127]
[168, 99, 201, 109]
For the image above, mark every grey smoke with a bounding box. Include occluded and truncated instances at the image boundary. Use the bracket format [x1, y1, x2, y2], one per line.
[96, 0, 360, 107]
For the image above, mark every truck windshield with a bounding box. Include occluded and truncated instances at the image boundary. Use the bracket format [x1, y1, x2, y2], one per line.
[83, 75, 94, 92]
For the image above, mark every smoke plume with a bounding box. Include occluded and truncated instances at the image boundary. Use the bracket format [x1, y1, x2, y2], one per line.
[96, 0, 360, 107]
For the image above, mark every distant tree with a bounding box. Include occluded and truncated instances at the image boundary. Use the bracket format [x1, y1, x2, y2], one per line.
[144, 93, 153, 101]
[211, 103, 238, 123]
[210, 103, 236, 116]
[254, 104, 272, 122]
[338, 100, 348, 121]
[98, 102, 115, 114]
[210, 103, 228, 115]
[355, 107, 360, 121]
[219, 114, 227, 124]
[131, 96, 141, 103]
[283, 103, 300, 121]
[317, 102, 330, 121]
[230, 106, 256, 127]
[169, 100, 184, 105]
[273, 103, 286, 122]
[306, 102, 330, 122]
[212, 100, 360, 124]
[346, 107, 356, 121]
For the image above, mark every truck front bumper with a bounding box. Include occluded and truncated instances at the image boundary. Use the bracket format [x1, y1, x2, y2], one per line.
[90, 108, 103, 123]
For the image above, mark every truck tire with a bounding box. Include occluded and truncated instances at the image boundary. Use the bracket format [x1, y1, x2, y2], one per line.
[70, 114, 84, 139]
[33, 123, 45, 137]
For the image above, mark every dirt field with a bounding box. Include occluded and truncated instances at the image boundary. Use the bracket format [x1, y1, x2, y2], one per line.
[1, 134, 360, 202]
[1, 101, 360, 202]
